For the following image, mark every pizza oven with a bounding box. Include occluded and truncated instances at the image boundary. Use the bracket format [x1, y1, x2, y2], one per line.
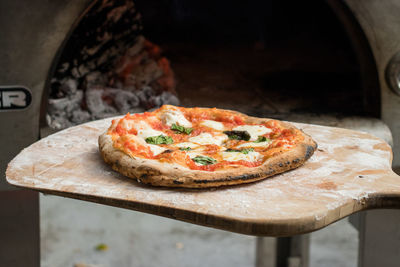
[2, 0, 400, 184]
[1, 0, 400, 266]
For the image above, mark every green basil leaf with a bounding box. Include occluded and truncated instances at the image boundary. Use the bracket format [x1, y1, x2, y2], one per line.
[254, 136, 270, 143]
[192, 155, 217, 165]
[179, 147, 192, 151]
[226, 148, 241, 152]
[145, 135, 174, 145]
[223, 130, 251, 141]
[242, 148, 254, 154]
[171, 123, 193, 135]
[226, 148, 254, 154]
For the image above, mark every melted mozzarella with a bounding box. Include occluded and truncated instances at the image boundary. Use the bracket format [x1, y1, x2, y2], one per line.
[120, 119, 136, 131]
[148, 144, 167, 156]
[221, 151, 262, 162]
[233, 125, 271, 141]
[200, 120, 225, 131]
[189, 133, 227, 146]
[160, 108, 192, 127]
[171, 142, 200, 149]
[186, 151, 203, 159]
[133, 121, 164, 139]
[123, 134, 166, 156]
[236, 141, 271, 149]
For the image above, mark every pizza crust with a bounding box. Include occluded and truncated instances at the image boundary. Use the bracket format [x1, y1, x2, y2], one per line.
[98, 109, 317, 188]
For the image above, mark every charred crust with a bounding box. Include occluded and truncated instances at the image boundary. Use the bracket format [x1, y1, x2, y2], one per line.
[278, 160, 292, 168]
[194, 173, 263, 184]
[137, 166, 162, 176]
[161, 149, 173, 154]
[173, 180, 184, 184]
[292, 158, 300, 164]
[140, 174, 148, 179]
[305, 145, 316, 160]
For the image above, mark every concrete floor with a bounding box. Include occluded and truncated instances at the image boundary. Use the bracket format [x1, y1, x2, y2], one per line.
[41, 194, 358, 267]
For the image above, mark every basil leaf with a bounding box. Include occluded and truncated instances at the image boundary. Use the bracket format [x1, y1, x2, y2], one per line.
[179, 147, 192, 151]
[223, 131, 251, 141]
[145, 135, 174, 145]
[171, 123, 193, 135]
[192, 155, 217, 165]
[226, 148, 241, 152]
[226, 148, 254, 154]
[241, 148, 254, 154]
[254, 136, 270, 143]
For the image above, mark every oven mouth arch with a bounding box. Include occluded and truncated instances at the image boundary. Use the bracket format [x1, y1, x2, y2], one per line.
[39, 0, 99, 132]
[326, 0, 381, 118]
[40, 0, 382, 133]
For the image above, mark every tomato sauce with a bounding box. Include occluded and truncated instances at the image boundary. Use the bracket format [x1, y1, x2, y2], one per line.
[115, 123, 127, 135]
[122, 140, 153, 159]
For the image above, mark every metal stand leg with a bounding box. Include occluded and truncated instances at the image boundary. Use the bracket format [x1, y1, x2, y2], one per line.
[0, 190, 40, 267]
[255, 235, 309, 267]
[276, 235, 309, 267]
[351, 210, 400, 267]
[256, 237, 276, 267]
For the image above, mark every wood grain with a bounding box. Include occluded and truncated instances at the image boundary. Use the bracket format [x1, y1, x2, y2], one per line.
[6, 118, 400, 236]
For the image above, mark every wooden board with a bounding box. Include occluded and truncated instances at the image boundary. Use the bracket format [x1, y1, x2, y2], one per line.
[6, 118, 400, 236]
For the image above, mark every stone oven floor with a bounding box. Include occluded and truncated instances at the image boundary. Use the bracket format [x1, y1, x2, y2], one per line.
[40, 194, 358, 267]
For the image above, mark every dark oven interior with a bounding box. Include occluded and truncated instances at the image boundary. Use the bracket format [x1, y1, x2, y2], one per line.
[44, 0, 380, 132]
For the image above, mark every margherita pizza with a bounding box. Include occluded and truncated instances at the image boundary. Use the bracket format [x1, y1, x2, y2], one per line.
[99, 105, 317, 188]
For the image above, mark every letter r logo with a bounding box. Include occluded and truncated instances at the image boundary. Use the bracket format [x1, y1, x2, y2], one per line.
[2, 91, 26, 107]
[0, 86, 32, 110]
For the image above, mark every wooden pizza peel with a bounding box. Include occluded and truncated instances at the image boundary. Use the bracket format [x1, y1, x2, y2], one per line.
[5, 118, 400, 236]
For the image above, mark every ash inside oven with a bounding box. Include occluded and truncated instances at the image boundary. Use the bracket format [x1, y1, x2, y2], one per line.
[47, 0, 179, 130]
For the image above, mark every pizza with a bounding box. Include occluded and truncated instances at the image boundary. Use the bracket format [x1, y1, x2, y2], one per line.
[99, 105, 317, 188]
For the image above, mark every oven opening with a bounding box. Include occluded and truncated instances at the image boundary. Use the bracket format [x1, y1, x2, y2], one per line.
[44, 0, 380, 132]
